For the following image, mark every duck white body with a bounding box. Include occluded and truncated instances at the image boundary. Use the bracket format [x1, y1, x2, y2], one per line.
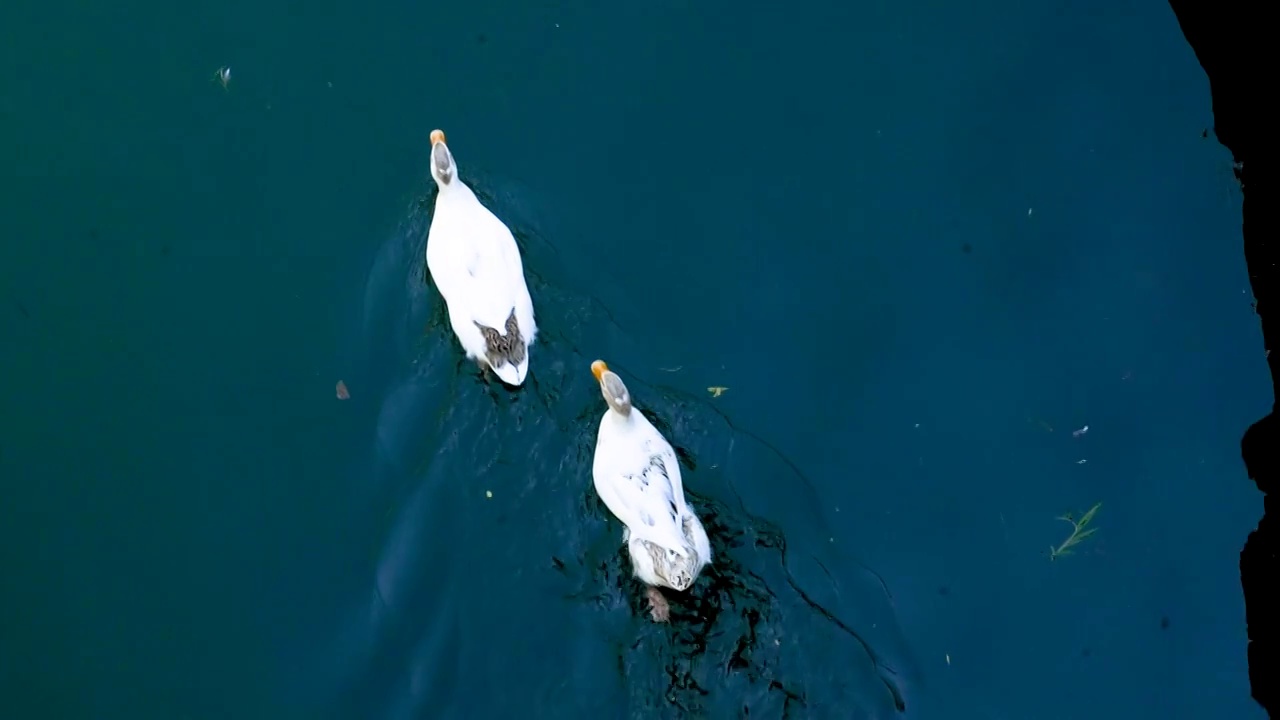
[589, 360, 712, 621]
[425, 129, 537, 386]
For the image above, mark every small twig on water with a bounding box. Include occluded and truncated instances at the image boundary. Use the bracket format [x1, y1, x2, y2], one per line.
[1049, 501, 1101, 561]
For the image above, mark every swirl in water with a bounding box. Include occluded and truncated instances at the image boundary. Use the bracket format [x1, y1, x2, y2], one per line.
[287, 172, 928, 720]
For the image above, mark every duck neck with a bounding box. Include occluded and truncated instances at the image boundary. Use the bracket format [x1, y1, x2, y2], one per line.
[606, 405, 634, 425]
[453, 185, 486, 210]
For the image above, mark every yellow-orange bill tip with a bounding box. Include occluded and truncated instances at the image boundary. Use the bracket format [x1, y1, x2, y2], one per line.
[591, 360, 608, 381]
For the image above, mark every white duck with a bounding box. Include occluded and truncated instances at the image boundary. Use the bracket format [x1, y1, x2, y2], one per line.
[589, 360, 712, 622]
[425, 129, 537, 386]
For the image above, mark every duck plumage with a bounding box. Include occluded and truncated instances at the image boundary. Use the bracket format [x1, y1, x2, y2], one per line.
[425, 129, 537, 386]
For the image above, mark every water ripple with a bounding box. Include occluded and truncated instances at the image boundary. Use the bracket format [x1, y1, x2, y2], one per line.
[298, 172, 924, 720]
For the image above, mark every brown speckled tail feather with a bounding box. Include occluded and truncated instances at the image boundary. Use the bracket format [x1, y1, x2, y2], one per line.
[474, 309, 526, 368]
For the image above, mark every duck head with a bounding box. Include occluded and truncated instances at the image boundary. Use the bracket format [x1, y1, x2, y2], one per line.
[429, 129, 456, 188]
[591, 360, 632, 417]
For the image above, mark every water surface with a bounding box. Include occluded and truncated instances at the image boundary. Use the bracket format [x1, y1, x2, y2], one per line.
[0, 0, 1266, 718]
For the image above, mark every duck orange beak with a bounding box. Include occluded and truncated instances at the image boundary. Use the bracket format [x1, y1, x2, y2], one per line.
[430, 129, 446, 145]
[591, 360, 608, 382]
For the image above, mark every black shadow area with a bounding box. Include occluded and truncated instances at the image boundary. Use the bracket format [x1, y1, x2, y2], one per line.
[1166, 1, 1273, 716]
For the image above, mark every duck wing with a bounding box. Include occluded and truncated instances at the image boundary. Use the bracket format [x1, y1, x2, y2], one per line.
[429, 191, 528, 337]
[593, 424, 691, 555]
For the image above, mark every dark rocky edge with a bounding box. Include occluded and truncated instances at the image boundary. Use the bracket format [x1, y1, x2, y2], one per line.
[1167, 1, 1273, 715]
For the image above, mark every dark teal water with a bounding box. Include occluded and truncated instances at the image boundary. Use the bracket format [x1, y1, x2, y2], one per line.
[0, 0, 1267, 718]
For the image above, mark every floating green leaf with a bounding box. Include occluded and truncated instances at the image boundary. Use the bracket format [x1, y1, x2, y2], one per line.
[1049, 502, 1102, 561]
[1077, 502, 1100, 528]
